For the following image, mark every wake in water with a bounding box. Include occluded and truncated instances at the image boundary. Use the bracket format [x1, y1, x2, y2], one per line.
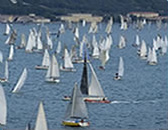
[110, 99, 167, 104]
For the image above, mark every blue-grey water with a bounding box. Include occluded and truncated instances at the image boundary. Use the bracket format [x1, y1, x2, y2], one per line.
[0, 22, 168, 129]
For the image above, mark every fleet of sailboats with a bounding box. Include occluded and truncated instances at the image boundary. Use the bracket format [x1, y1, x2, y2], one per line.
[0, 16, 167, 128]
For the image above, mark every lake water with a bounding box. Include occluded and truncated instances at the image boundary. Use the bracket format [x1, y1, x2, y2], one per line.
[0, 21, 168, 129]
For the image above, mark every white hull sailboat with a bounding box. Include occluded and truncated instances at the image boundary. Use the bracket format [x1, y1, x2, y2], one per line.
[45, 54, 60, 83]
[60, 48, 76, 72]
[62, 82, 89, 127]
[114, 57, 124, 80]
[35, 49, 50, 70]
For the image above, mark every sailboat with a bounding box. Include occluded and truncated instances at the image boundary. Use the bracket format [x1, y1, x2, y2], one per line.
[11, 68, 27, 93]
[139, 40, 147, 59]
[0, 61, 9, 83]
[7, 45, 14, 61]
[45, 54, 60, 83]
[148, 47, 157, 65]
[132, 34, 140, 47]
[0, 84, 7, 125]
[118, 35, 126, 49]
[4, 24, 10, 35]
[34, 102, 48, 130]
[60, 48, 76, 72]
[16, 33, 27, 49]
[62, 82, 89, 127]
[114, 57, 124, 80]
[63, 55, 110, 103]
[35, 49, 50, 70]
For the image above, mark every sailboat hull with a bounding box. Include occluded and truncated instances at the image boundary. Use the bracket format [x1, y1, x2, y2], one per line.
[45, 78, 60, 83]
[62, 120, 89, 127]
[0, 78, 8, 83]
[35, 65, 49, 70]
[84, 99, 111, 104]
[60, 66, 76, 72]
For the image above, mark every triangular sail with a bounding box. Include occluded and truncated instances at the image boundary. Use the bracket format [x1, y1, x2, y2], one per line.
[88, 63, 105, 97]
[8, 45, 14, 60]
[64, 83, 88, 119]
[118, 57, 124, 77]
[80, 55, 88, 95]
[50, 55, 60, 78]
[12, 68, 27, 93]
[64, 48, 74, 68]
[5, 61, 9, 80]
[42, 49, 50, 67]
[0, 84, 7, 125]
[34, 102, 48, 130]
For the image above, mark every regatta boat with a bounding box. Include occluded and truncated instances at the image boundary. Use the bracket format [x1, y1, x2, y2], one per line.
[45, 54, 60, 83]
[60, 48, 76, 72]
[11, 68, 27, 93]
[35, 49, 50, 70]
[114, 57, 124, 80]
[0, 61, 9, 83]
[62, 82, 89, 127]
[148, 47, 157, 65]
[63, 55, 110, 103]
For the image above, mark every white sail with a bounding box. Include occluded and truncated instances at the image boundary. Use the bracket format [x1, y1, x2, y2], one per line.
[46, 54, 59, 78]
[64, 82, 88, 119]
[147, 47, 152, 62]
[59, 24, 65, 34]
[25, 30, 34, 52]
[37, 34, 43, 50]
[42, 49, 50, 67]
[5, 61, 9, 80]
[88, 63, 105, 97]
[118, 57, 124, 77]
[8, 45, 14, 60]
[51, 55, 60, 77]
[149, 48, 157, 64]
[4, 24, 10, 35]
[64, 48, 74, 68]
[20, 34, 26, 48]
[105, 17, 113, 34]
[92, 35, 99, 58]
[46, 34, 53, 49]
[12, 68, 27, 93]
[118, 35, 126, 49]
[0, 84, 7, 125]
[135, 34, 140, 46]
[140, 40, 147, 58]
[34, 102, 48, 130]
[56, 41, 61, 54]
[0, 51, 3, 63]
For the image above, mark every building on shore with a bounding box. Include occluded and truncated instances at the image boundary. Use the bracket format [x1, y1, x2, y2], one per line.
[59, 13, 103, 23]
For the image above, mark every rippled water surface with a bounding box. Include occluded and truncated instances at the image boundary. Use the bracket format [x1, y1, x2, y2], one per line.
[0, 22, 168, 129]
